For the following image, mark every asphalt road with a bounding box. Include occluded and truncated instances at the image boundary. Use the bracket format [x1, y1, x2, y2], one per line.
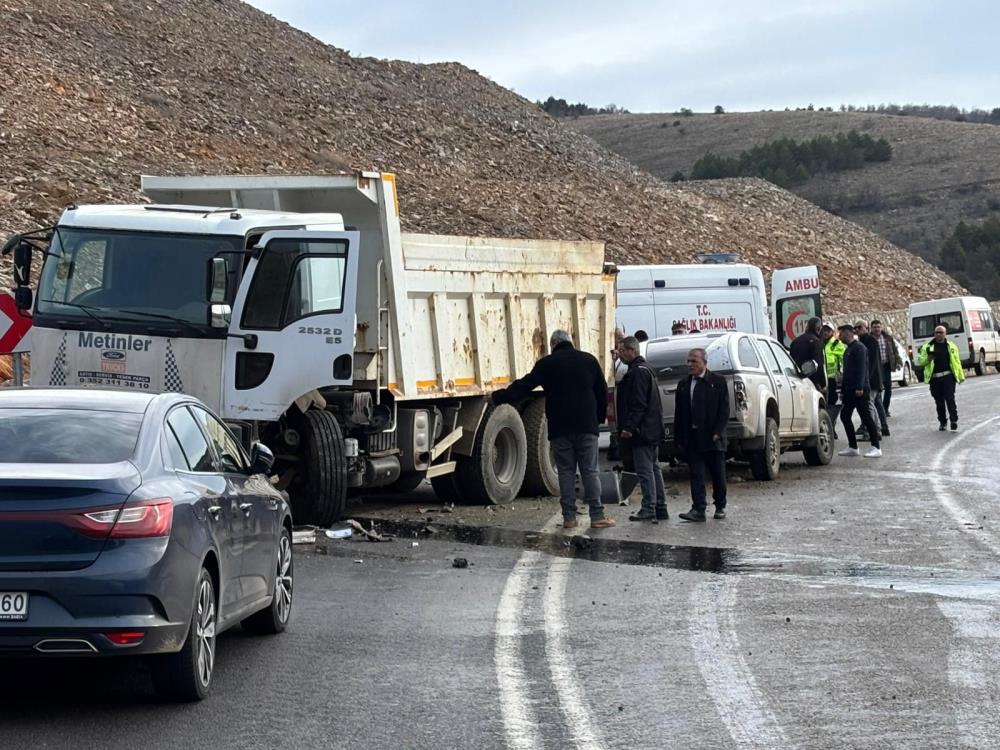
[2, 374, 999, 749]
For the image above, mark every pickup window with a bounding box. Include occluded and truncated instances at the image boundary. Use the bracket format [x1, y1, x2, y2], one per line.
[737, 337, 762, 369]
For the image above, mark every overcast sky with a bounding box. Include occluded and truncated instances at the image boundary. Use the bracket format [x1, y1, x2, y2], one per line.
[245, 0, 1000, 113]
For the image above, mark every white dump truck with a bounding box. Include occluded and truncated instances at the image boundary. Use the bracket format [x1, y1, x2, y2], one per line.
[5, 173, 616, 525]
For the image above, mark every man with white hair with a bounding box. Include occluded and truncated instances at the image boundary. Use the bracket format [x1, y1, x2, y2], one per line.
[492, 330, 616, 529]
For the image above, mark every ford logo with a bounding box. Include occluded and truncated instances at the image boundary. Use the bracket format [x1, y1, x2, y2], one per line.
[102, 350, 126, 361]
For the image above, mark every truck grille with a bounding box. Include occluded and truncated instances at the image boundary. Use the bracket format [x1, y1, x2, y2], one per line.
[366, 429, 398, 455]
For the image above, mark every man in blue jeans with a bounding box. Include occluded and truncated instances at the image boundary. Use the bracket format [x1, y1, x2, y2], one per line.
[616, 336, 668, 522]
[491, 330, 615, 530]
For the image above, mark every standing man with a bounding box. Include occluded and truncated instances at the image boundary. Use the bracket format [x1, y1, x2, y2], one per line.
[822, 322, 845, 438]
[616, 336, 668, 522]
[870, 320, 901, 418]
[492, 330, 615, 530]
[916, 325, 965, 430]
[790, 316, 828, 394]
[855, 321, 890, 438]
[674, 348, 729, 522]
[837, 325, 882, 458]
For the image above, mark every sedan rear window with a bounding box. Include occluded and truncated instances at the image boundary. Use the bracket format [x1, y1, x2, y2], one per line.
[0, 409, 143, 463]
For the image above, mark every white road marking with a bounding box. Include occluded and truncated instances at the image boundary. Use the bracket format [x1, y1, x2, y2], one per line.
[938, 601, 1000, 748]
[495, 550, 544, 750]
[542, 557, 606, 750]
[688, 578, 792, 749]
[928, 416, 1000, 556]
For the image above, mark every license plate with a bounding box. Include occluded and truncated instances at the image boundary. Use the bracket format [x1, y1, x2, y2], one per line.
[0, 592, 28, 621]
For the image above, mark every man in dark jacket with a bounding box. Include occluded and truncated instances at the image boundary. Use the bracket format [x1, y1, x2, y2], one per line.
[616, 336, 667, 523]
[674, 348, 729, 522]
[870, 320, 901, 417]
[837, 325, 882, 457]
[789, 316, 828, 393]
[492, 330, 615, 530]
[855, 320, 889, 438]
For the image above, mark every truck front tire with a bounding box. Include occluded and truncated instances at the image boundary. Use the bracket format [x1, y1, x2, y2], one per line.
[292, 410, 347, 526]
[519, 398, 559, 497]
[454, 404, 527, 505]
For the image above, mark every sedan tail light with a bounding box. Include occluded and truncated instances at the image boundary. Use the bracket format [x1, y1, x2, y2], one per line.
[81, 499, 174, 539]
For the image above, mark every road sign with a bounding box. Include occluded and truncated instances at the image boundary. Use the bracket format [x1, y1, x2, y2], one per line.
[0, 293, 32, 354]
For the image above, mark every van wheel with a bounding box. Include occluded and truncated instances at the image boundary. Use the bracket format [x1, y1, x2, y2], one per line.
[749, 417, 780, 480]
[975, 350, 986, 376]
[151, 568, 217, 702]
[804, 411, 834, 466]
[454, 405, 527, 505]
[292, 410, 347, 526]
[519, 398, 559, 497]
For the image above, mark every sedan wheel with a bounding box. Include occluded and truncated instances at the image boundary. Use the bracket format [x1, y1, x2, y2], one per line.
[242, 527, 294, 635]
[152, 568, 217, 702]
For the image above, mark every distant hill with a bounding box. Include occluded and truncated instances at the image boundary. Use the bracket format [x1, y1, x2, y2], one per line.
[0, 1, 962, 312]
[570, 110, 1000, 286]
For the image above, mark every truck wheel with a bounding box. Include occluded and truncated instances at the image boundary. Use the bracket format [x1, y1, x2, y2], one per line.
[803, 411, 834, 466]
[390, 471, 427, 494]
[749, 417, 780, 480]
[975, 350, 985, 376]
[454, 404, 527, 505]
[292, 410, 347, 526]
[519, 398, 559, 497]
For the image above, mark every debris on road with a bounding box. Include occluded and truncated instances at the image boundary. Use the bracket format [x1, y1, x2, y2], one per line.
[325, 527, 353, 540]
[347, 519, 394, 542]
[292, 529, 317, 545]
[452, 558, 469, 569]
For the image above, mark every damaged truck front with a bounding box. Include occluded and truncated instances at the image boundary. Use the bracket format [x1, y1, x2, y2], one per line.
[5, 173, 616, 525]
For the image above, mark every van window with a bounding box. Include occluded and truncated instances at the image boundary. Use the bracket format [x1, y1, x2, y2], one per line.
[971, 311, 993, 332]
[737, 337, 762, 369]
[913, 312, 964, 338]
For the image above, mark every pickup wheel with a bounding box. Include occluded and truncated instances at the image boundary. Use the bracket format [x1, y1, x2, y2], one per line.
[519, 398, 559, 497]
[749, 417, 780, 480]
[454, 404, 527, 505]
[292, 410, 347, 526]
[803, 410, 835, 466]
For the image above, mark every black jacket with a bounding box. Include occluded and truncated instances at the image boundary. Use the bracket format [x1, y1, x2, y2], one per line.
[492, 341, 607, 439]
[674, 370, 730, 453]
[615, 356, 664, 446]
[858, 333, 883, 390]
[789, 331, 827, 391]
[842, 339, 869, 393]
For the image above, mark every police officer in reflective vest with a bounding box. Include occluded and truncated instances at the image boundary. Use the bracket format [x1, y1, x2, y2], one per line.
[822, 322, 845, 436]
[916, 325, 965, 431]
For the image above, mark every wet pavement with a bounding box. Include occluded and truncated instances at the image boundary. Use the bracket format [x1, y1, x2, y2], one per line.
[2, 374, 999, 749]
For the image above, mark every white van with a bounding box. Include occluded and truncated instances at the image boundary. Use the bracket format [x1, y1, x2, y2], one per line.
[616, 263, 770, 339]
[908, 296, 1000, 377]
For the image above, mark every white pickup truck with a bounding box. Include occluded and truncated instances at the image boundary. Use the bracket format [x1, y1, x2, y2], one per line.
[4, 173, 616, 525]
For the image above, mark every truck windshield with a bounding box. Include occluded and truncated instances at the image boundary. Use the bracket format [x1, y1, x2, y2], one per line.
[36, 228, 243, 327]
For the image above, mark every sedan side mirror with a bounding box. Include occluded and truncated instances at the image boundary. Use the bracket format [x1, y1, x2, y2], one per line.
[249, 442, 275, 475]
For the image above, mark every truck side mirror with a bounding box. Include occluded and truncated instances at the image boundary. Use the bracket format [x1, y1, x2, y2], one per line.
[208, 257, 229, 304]
[14, 286, 32, 311]
[12, 241, 32, 286]
[210, 303, 232, 328]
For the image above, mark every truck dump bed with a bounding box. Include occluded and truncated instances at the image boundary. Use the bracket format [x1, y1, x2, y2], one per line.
[142, 173, 616, 400]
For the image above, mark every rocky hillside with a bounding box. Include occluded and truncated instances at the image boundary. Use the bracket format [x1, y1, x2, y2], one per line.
[571, 110, 1000, 269]
[0, 0, 963, 312]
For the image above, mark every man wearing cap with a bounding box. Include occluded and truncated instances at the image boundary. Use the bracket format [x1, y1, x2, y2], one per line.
[916, 325, 965, 430]
[822, 322, 845, 437]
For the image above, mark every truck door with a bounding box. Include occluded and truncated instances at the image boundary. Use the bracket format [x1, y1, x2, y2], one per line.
[771, 266, 822, 349]
[223, 231, 360, 421]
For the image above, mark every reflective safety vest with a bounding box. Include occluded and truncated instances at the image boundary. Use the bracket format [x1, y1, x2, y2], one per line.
[917, 339, 965, 384]
[824, 337, 846, 378]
